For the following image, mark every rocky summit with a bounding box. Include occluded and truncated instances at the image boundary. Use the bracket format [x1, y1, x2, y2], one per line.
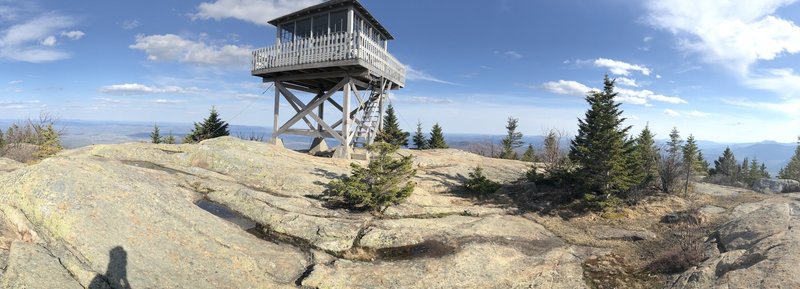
[0, 137, 797, 288]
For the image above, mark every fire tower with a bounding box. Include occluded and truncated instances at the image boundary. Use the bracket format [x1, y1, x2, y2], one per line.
[251, 0, 405, 159]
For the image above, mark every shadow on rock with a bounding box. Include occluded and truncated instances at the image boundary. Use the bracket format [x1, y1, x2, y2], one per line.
[88, 246, 131, 289]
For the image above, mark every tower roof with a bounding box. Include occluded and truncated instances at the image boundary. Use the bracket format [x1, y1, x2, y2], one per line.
[268, 0, 394, 40]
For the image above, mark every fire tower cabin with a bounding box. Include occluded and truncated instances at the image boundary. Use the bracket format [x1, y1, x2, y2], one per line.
[251, 0, 406, 159]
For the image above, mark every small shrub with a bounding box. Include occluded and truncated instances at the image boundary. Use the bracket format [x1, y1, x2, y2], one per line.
[325, 142, 416, 212]
[1, 113, 63, 162]
[463, 166, 501, 196]
[645, 230, 706, 274]
[583, 193, 625, 213]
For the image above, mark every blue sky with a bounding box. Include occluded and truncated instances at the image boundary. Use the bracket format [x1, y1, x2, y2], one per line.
[2, 0, 800, 143]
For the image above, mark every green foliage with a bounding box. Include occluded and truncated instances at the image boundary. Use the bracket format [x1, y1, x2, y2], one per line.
[325, 142, 416, 212]
[779, 144, 800, 181]
[499, 117, 523, 159]
[569, 76, 637, 196]
[521, 144, 536, 162]
[376, 104, 409, 146]
[582, 193, 625, 212]
[713, 147, 738, 177]
[163, 131, 177, 144]
[0, 128, 4, 149]
[696, 151, 711, 176]
[184, 106, 230, 143]
[35, 124, 62, 159]
[658, 127, 683, 193]
[635, 124, 660, 188]
[682, 134, 699, 194]
[463, 166, 501, 196]
[150, 124, 162, 144]
[412, 121, 427, 150]
[428, 123, 448, 149]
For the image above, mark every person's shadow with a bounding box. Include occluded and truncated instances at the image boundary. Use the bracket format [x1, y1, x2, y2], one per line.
[88, 246, 132, 289]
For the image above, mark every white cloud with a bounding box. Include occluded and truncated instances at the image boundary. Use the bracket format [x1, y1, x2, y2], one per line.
[541, 80, 593, 96]
[129, 34, 252, 67]
[0, 12, 77, 62]
[8, 80, 22, 84]
[405, 65, 458, 85]
[686, 110, 709, 117]
[99, 83, 195, 96]
[495, 50, 523, 59]
[153, 99, 186, 105]
[60, 30, 84, 40]
[121, 20, 140, 30]
[663, 109, 680, 116]
[615, 77, 638, 87]
[0, 100, 41, 109]
[40, 35, 56, 46]
[593, 58, 652, 76]
[619, 88, 687, 104]
[656, 74, 662, 79]
[192, 0, 323, 26]
[723, 98, 800, 114]
[404, 96, 453, 104]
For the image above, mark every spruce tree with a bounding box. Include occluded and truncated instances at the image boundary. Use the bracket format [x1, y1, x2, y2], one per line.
[376, 104, 409, 146]
[658, 127, 683, 193]
[713, 147, 738, 177]
[499, 117, 523, 160]
[682, 134, 698, 194]
[521, 144, 536, 162]
[747, 158, 762, 184]
[635, 124, 660, 188]
[428, 123, 448, 149]
[184, 106, 230, 143]
[35, 124, 62, 159]
[760, 163, 770, 178]
[569, 76, 635, 196]
[0, 128, 4, 149]
[151, 124, 162, 144]
[412, 121, 427, 150]
[697, 151, 711, 176]
[164, 131, 177, 144]
[779, 143, 800, 181]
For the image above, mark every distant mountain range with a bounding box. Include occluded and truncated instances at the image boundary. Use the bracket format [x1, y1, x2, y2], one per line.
[1, 119, 794, 175]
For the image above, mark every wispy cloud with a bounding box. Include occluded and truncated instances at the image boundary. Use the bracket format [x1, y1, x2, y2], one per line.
[541, 80, 593, 96]
[663, 108, 680, 116]
[663, 108, 710, 118]
[615, 77, 638, 87]
[494, 50, 523, 59]
[192, 0, 323, 26]
[152, 99, 186, 105]
[130, 34, 252, 67]
[540, 79, 686, 105]
[99, 83, 202, 96]
[60, 30, 84, 40]
[0, 11, 79, 63]
[593, 58, 652, 76]
[405, 65, 459, 85]
[121, 19, 140, 30]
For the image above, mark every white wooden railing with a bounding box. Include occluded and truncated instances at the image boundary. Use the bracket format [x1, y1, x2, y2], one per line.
[252, 32, 406, 85]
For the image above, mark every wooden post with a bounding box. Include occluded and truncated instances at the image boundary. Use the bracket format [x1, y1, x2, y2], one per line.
[271, 81, 281, 143]
[341, 77, 352, 158]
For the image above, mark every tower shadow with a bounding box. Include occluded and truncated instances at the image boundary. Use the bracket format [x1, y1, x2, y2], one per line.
[88, 246, 131, 289]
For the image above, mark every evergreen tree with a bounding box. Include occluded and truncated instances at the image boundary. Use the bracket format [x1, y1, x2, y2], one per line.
[184, 106, 230, 143]
[760, 163, 770, 178]
[376, 104, 409, 146]
[164, 131, 177, 144]
[412, 121, 427, 150]
[747, 158, 763, 184]
[35, 124, 62, 159]
[658, 127, 683, 193]
[713, 147, 738, 177]
[569, 76, 636, 196]
[499, 117, 523, 159]
[428, 123, 448, 149]
[542, 130, 565, 172]
[325, 142, 416, 212]
[0, 128, 4, 149]
[780, 141, 800, 181]
[635, 124, 660, 188]
[150, 124, 162, 144]
[696, 151, 711, 176]
[682, 134, 698, 194]
[740, 158, 750, 182]
[521, 144, 536, 162]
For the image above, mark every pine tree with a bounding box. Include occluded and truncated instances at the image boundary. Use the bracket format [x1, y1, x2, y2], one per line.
[658, 127, 683, 193]
[184, 106, 230, 143]
[412, 121, 427, 150]
[760, 162, 770, 178]
[164, 131, 177, 144]
[35, 124, 62, 159]
[780, 143, 800, 181]
[499, 117, 523, 160]
[376, 104, 409, 146]
[739, 158, 750, 182]
[521, 144, 536, 162]
[150, 124, 162, 144]
[569, 76, 635, 196]
[0, 128, 4, 149]
[682, 134, 698, 194]
[635, 124, 660, 188]
[325, 142, 416, 212]
[713, 147, 738, 176]
[542, 130, 565, 172]
[696, 151, 711, 176]
[747, 158, 763, 184]
[428, 123, 448, 149]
